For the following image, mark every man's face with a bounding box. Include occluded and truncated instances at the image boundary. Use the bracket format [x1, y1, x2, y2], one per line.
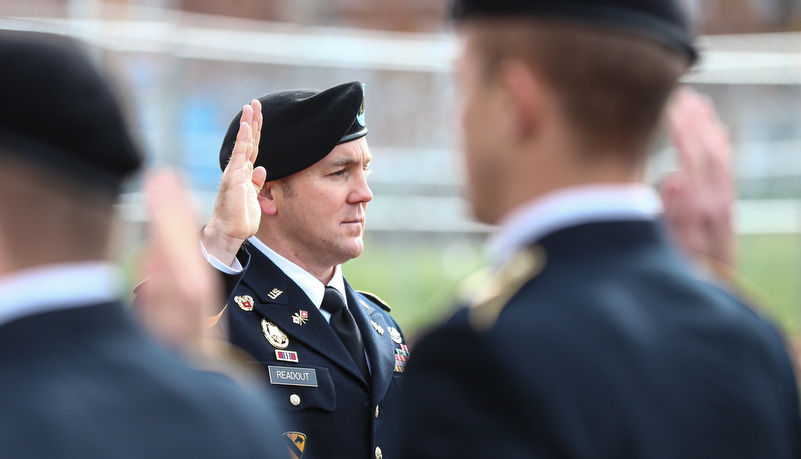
[273, 137, 373, 269]
[456, 28, 509, 225]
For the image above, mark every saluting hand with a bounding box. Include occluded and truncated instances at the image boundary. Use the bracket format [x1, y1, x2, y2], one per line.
[661, 86, 735, 273]
[202, 99, 266, 266]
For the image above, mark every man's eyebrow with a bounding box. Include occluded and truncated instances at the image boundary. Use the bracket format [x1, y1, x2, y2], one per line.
[329, 157, 369, 168]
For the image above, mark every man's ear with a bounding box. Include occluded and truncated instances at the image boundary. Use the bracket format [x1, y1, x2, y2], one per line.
[258, 182, 278, 216]
[497, 59, 543, 141]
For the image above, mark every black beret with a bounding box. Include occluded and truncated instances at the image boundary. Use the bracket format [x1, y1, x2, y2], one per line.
[0, 31, 143, 195]
[219, 81, 368, 181]
[450, 0, 697, 63]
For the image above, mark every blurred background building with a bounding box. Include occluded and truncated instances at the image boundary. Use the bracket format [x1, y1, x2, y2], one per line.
[1, 0, 800, 338]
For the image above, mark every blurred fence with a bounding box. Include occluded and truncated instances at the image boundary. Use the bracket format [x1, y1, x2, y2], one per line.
[2, 2, 801, 334]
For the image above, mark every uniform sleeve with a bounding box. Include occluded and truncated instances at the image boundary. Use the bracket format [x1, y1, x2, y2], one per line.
[400, 313, 549, 459]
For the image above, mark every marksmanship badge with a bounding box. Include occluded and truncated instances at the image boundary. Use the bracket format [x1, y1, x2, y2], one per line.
[262, 319, 289, 349]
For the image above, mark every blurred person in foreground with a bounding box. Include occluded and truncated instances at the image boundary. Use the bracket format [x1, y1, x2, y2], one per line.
[196, 83, 407, 459]
[399, 1, 801, 458]
[0, 30, 286, 458]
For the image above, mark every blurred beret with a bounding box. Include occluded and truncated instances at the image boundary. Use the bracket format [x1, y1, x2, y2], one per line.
[219, 81, 367, 181]
[0, 31, 143, 196]
[450, 0, 697, 63]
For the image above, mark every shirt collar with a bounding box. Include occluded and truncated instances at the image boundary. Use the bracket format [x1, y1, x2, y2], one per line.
[486, 183, 662, 267]
[247, 237, 347, 311]
[0, 261, 122, 328]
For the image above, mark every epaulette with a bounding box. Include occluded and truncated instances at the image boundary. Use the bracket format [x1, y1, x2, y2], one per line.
[468, 244, 546, 332]
[357, 291, 391, 312]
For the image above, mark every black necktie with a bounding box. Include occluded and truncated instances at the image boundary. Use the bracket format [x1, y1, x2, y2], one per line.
[321, 286, 370, 382]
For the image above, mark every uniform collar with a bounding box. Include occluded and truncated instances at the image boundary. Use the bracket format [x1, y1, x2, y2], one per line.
[487, 183, 662, 267]
[247, 237, 347, 317]
[0, 261, 121, 328]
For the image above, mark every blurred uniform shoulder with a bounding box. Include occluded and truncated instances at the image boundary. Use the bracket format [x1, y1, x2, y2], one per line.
[357, 290, 391, 312]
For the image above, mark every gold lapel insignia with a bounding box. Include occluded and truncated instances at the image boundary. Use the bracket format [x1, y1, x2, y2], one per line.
[234, 295, 254, 311]
[268, 288, 283, 300]
[371, 320, 385, 335]
[283, 431, 307, 459]
[387, 326, 402, 344]
[292, 310, 309, 326]
[262, 319, 289, 349]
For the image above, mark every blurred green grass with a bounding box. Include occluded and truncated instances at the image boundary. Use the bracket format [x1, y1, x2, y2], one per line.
[344, 233, 801, 341]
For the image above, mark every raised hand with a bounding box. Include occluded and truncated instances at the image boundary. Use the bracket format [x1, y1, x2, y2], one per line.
[136, 170, 224, 353]
[202, 99, 266, 265]
[661, 86, 735, 274]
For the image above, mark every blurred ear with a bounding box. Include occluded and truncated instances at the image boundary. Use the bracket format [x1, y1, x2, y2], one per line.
[257, 182, 278, 216]
[496, 59, 543, 142]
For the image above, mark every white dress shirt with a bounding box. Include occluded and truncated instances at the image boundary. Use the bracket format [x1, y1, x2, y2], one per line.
[0, 261, 122, 328]
[486, 184, 663, 267]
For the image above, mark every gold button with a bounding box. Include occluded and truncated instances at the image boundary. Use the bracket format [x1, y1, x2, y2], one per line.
[375, 405, 380, 418]
[289, 394, 301, 406]
[375, 446, 383, 459]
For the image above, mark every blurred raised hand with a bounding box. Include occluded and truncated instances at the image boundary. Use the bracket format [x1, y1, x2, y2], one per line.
[661, 86, 735, 276]
[136, 170, 223, 353]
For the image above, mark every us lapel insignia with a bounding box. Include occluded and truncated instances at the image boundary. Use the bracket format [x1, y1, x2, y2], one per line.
[370, 320, 384, 335]
[268, 288, 283, 300]
[292, 310, 309, 326]
[283, 431, 307, 459]
[275, 349, 299, 363]
[394, 343, 410, 373]
[262, 319, 289, 349]
[234, 295, 254, 311]
[387, 326, 403, 344]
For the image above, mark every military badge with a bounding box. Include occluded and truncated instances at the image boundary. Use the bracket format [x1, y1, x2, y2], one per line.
[394, 344, 410, 373]
[262, 319, 289, 349]
[370, 320, 384, 335]
[359, 299, 373, 313]
[276, 349, 299, 363]
[234, 295, 254, 311]
[292, 310, 309, 326]
[387, 326, 402, 344]
[283, 431, 307, 459]
[268, 288, 283, 300]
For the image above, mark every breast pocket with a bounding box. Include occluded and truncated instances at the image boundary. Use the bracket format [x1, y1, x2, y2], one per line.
[250, 362, 337, 457]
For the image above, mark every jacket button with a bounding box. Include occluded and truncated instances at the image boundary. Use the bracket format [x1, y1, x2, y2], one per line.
[375, 405, 380, 418]
[375, 446, 383, 459]
[289, 394, 301, 406]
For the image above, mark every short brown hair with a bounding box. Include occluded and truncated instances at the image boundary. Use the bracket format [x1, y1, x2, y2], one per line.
[470, 19, 689, 155]
[0, 154, 116, 268]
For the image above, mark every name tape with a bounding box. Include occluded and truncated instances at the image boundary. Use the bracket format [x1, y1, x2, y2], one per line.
[268, 366, 318, 387]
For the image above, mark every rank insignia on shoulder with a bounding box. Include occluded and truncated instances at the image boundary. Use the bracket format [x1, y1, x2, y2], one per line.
[387, 326, 402, 344]
[371, 320, 384, 335]
[292, 310, 309, 326]
[234, 295, 254, 311]
[268, 288, 283, 300]
[283, 431, 307, 459]
[276, 349, 299, 363]
[394, 344, 410, 373]
[262, 319, 289, 349]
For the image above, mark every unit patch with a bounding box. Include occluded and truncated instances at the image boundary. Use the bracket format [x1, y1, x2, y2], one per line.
[394, 344, 410, 373]
[276, 349, 299, 363]
[283, 431, 307, 459]
[269, 366, 318, 387]
[234, 295, 254, 311]
[262, 320, 289, 349]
